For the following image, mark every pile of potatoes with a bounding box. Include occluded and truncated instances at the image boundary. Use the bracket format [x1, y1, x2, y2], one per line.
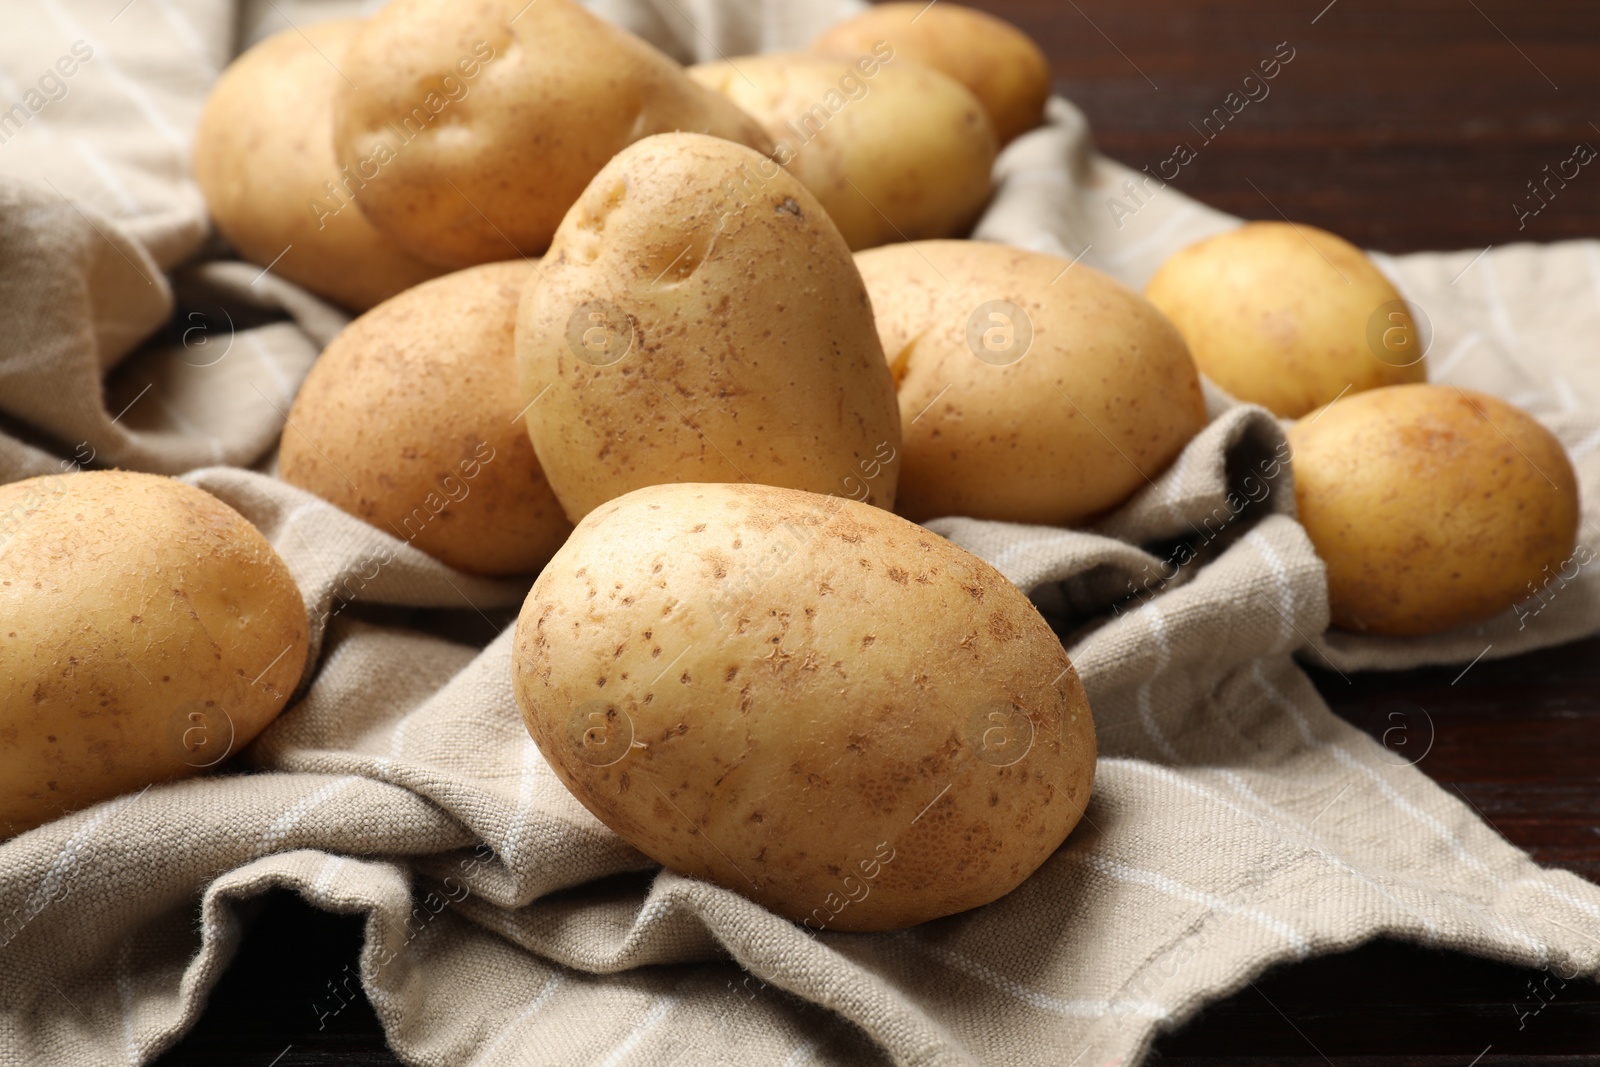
[2, 0, 1580, 931]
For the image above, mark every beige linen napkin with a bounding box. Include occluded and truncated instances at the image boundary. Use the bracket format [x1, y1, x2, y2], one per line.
[2, 3, 1598, 1066]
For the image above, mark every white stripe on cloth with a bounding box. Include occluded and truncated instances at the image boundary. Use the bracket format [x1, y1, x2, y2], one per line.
[259, 777, 361, 855]
[1135, 605, 1182, 762]
[469, 973, 566, 1067]
[1251, 663, 1499, 882]
[1244, 530, 1297, 652]
[1430, 330, 1483, 381]
[498, 737, 545, 868]
[1080, 854, 1311, 958]
[597, 993, 680, 1067]
[1113, 759, 1446, 943]
[311, 854, 347, 901]
[911, 939, 1171, 1021]
[18, 787, 148, 943]
[780, 1038, 822, 1067]
[1104, 203, 1200, 269]
[36, 0, 187, 153]
[1479, 254, 1520, 354]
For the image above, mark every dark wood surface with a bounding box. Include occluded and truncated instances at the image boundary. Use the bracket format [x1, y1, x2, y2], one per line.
[155, 1, 1600, 1063]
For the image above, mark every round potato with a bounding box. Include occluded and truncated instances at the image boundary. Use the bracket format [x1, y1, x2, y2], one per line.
[689, 53, 997, 251]
[1145, 221, 1428, 418]
[810, 2, 1050, 145]
[0, 471, 308, 837]
[513, 482, 1096, 931]
[280, 261, 571, 577]
[1289, 385, 1580, 635]
[518, 132, 902, 523]
[333, 0, 775, 268]
[855, 240, 1207, 526]
[193, 19, 442, 311]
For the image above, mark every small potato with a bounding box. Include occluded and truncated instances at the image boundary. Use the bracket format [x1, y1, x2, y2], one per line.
[1289, 385, 1580, 635]
[689, 53, 996, 251]
[280, 261, 571, 577]
[856, 240, 1208, 526]
[518, 133, 901, 523]
[333, 0, 774, 268]
[0, 472, 308, 837]
[1145, 221, 1428, 418]
[513, 482, 1096, 931]
[193, 19, 442, 311]
[810, 2, 1050, 145]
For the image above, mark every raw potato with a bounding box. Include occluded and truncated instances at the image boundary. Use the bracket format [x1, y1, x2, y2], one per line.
[518, 132, 902, 522]
[0, 472, 308, 838]
[513, 482, 1096, 931]
[856, 240, 1207, 526]
[1145, 221, 1428, 418]
[280, 261, 571, 577]
[193, 19, 442, 311]
[333, 0, 775, 268]
[689, 53, 997, 251]
[809, 2, 1050, 145]
[1289, 385, 1580, 636]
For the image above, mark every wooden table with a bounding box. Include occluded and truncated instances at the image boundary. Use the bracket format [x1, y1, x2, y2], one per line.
[156, 1, 1600, 1063]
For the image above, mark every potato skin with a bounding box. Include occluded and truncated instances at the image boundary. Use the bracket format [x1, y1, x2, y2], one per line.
[193, 20, 442, 311]
[0, 472, 308, 837]
[333, 0, 775, 268]
[855, 240, 1207, 526]
[518, 132, 902, 523]
[513, 482, 1095, 931]
[1145, 221, 1428, 418]
[810, 2, 1050, 145]
[279, 261, 571, 577]
[689, 53, 997, 251]
[1289, 385, 1580, 635]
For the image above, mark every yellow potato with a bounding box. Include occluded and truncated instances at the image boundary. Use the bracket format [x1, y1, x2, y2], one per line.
[1289, 385, 1580, 635]
[1145, 221, 1428, 418]
[810, 2, 1050, 145]
[689, 53, 996, 251]
[517, 132, 902, 523]
[280, 261, 571, 577]
[513, 482, 1095, 931]
[0, 472, 308, 837]
[855, 240, 1207, 526]
[332, 0, 775, 268]
[193, 19, 442, 311]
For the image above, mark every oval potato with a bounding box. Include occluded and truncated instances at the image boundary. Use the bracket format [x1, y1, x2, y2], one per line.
[810, 2, 1050, 145]
[280, 261, 571, 577]
[856, 240, 1207, 526]
[513, 482, 1096, 931]
[1145, 221, 1428, 418]
[689, 53, 996, 251]
[193, 19, 442, 311]
[333, 0, 775, 268]
[518, 132, 902, 522]
[1289, 385, 1580, 635]
[0, 472, 308, 837]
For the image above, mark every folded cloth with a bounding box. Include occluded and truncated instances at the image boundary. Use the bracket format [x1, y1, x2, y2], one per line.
[1, 2, 1597, 1065]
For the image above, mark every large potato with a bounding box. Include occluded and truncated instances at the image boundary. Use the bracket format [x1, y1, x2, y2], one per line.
[513, 482, 1096, 931]
[1289, 385, 1580, 635]
[333, 0, 775, 268]
[193, 20, 442, 311]
[1145, 221, 1428, 418]
[0, 472, 308, 837]
[856, 240, 1207, 526]
[280, 261, 571, 577]
[689, 53, 996, 251]
[810, 2, 1051, 145]
[518, 133, 902, 523]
